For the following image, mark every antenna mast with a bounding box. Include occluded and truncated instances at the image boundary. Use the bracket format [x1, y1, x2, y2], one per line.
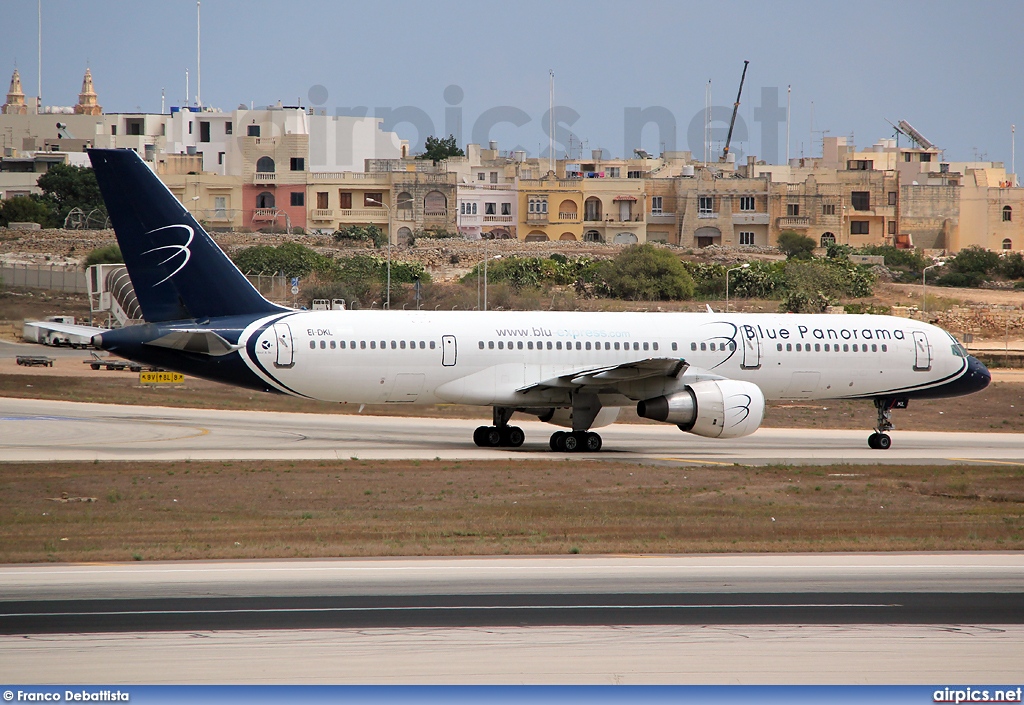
[548, 70, 555, 174]
[196, 1, 201, 108]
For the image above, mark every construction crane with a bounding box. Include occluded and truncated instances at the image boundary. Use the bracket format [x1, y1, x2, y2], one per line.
[721, 60, 749, 162]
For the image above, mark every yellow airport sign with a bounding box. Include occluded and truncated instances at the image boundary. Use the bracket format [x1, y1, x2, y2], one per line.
[140, 371, 185, 384]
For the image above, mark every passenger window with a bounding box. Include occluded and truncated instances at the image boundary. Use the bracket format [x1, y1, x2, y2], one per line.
[318, 340, 325, 349]
[547, 341, 553, 350]
[796, 343, 802, 351]
[556, 342, 563, 350]
[430, 341, 436, 349]
[672, 342, 678, 351]
[814, 344, 820, 352]
[643, 342, 649, 351]
[852, 344, 858, 352]
[380, 341, 386, 349]
[479, 341, 484, 349]
[400, 341, 406, 349]
[872, 344, 878, 352]
[882, 344, 887, 352]
[729, 341, 736, 351]
[360, 341, 366, 349]
[527, 341, 534, 350]
[488, 341, 494, 349]
[690, 342, 697, 351]
[585, 342, 591, 350]
[517, 341, 524, 350]
[633, 342, 640, 351]
[653, 342, 659, 351]
[370, 341, 376, 349]
[330, 340, 336, 349]
[786, 343, 792, 351]
[615, 342, 621, 350]
[419, 341, 425, 349]
[340, 341, 346, 349]
[498, 341, 504, 350]
[700, 343, 706, 351]
[391, 341, 397, 349]
[309, 341, 316, 349]
[777, 343, 783, 351]
[843, 344, 849, 352]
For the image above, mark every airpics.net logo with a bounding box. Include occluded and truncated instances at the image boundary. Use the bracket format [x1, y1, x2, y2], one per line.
[303, 83, 793, 163]
[933, 686, 1023, 703]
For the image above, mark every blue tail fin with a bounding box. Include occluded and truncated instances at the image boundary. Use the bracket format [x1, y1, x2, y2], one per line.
[88, 148, 285, 323]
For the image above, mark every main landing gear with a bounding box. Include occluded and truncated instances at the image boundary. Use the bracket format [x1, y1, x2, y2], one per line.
[473, 407, 525, 448]
[868, 398, 903, 450]
[549, 430, 602, 453]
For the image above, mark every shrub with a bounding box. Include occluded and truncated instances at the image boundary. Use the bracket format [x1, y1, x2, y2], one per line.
[593, 244, 694, 300]
[232, 242, 332, 278]
[947, 246, 1000, 275]
[777, 230, 816, 260]
[83, 244, 123, 267]
[998, 252, 1024, 280]
[0, 195, 56, 228]
[935, 270, 985, 288]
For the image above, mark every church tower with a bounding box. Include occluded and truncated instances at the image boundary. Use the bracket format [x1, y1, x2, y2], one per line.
[73, 67, 102, 115]
[2, 68, 28, 115]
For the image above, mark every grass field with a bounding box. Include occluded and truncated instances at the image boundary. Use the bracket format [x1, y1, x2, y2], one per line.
[3, 459, 1023, 563]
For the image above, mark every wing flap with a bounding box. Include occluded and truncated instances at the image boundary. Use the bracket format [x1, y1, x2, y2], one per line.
[519, 357, 689, 394]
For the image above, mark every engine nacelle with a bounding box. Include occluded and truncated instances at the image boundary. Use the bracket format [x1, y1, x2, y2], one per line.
[636, 380, 765, 439]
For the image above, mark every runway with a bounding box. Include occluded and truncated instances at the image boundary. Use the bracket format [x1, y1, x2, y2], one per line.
[2, 396, 1023, 465]
[1, 555, 1022, 683]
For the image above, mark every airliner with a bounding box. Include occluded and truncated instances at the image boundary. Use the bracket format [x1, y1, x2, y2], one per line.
[86, 148, 991, 452]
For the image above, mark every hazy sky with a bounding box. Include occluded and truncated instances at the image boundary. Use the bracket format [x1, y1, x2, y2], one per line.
[3, 0, 1022, 167]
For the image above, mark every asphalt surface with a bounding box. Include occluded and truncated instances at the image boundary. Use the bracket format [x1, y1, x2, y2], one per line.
[2, 396, 1023, 464]
[1, 556, 1022, 683]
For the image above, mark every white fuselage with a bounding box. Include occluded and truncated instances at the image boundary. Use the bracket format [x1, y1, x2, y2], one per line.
[235, 310, 967, 409]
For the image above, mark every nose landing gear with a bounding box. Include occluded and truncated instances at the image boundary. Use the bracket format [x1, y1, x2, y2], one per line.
[868, 398, 905, 450]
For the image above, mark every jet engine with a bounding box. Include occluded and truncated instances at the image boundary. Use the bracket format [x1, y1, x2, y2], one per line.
[636, 380, 765, 439]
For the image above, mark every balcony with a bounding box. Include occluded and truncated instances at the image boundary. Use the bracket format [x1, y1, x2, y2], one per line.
[527, 212, 549, 223]
[252, 208, 279, 220]
[697, 211, 718, 219]
[648, 211, 675, 223]
[253, 172, 277, 184]
[337, 208, 389, 221]
[732, 212, 770, 225]
[310, 172, 391, 183]
[483, 215, 514, 224]
[311, 209, 334, 220]
[556, 211, 580, 222]
[777, 216, 810, 228]
[423, 208, 448, 219]
[253, 137, 277, 147]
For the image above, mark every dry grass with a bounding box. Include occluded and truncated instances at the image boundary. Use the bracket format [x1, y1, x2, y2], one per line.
[2, 459, 1023, 563]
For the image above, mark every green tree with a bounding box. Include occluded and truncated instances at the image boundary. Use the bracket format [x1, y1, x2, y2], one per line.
[777, 230, 817, 260]
[0, 195, 56, 227]
[36, 164, 105, 223]
[417, 134, 464, 162]
[595, 244, 694, 300]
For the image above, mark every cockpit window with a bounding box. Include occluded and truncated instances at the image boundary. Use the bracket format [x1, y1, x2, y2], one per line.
[951, 344, 967, 357]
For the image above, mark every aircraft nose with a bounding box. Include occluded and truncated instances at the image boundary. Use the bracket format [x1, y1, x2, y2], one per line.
[965, 355, 991, 393]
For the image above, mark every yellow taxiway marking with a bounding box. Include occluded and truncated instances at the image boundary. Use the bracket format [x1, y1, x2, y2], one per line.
[131, 424, 211, 444]
[654, 456, 736, 466]
[947, 458, 1024, 467]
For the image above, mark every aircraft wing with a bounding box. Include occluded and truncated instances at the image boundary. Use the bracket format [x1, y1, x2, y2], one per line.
[517, 357, 690, 394]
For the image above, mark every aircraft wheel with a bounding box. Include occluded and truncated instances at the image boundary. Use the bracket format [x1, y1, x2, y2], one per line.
[549, 431, 566, 452]
[867, 433, 879, 449]
[483, 426, 503, 447]
[504, 426, 525, 448]
[584, 432, 602, 452]
[876, 433, 892, 450]
[562, 432, 580, 452]
[473, 426, 490, 447]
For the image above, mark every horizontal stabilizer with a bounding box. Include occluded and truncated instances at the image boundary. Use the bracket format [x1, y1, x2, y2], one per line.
[145, 329, 241, 357]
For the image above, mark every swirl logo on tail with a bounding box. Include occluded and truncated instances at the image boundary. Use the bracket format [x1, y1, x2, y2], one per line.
[141, 224, 194, 286]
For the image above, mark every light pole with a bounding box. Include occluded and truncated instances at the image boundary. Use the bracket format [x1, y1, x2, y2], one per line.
[367, 198, 392, 309]
[922, 262, 944, 315]
[725, 263, 750, 312]
[483, 253, 501, 311]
